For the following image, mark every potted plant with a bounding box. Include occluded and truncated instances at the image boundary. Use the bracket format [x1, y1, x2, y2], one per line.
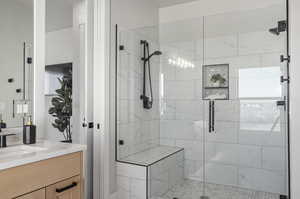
[48, 71, 72, 143]
[210, 73, 226, 87]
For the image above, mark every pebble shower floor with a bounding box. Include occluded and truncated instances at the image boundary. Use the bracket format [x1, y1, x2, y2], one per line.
[151, 179, 279, 199]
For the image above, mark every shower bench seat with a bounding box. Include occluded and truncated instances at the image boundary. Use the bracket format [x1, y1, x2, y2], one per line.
[117, 145, 184, 199]
[119, 145, 184, 166]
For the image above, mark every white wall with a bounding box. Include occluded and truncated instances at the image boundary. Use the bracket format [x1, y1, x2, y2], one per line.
[46, 0, 73, 32]
[111, 0, 159, 30]
[289, 0, 300, 198]
[159, 0, 284, 23]
[34, 0, 46, 139]
[45, 28, 74, 66]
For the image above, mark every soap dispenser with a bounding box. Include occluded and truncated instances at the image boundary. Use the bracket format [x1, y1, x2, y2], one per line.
[23, 116, 36, 144]
[0, 114, 7, 132]
[0, 120, 6, 130]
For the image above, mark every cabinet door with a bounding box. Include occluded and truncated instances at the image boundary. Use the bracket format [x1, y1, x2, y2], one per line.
[15, 189, 45, 199]
[46, 176, 81, 199]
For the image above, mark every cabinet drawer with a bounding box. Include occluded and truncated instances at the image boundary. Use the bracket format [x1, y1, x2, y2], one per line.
[15, 189, 46, 199]
[46, 176, 81, 199]
[0, 152, 82, 199]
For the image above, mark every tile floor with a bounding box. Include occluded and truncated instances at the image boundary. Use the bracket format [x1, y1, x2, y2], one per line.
[151, 179, 280, 199]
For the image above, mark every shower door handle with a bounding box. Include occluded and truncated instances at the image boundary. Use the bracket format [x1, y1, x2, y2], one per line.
[277, 96, 287, 111]
[211, 101, 215, 132]
[208, 100, 215, 133]
[209, 101, 212, 133]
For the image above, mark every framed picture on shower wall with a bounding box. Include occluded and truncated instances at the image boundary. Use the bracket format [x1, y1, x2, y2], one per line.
[202, 64, 229, 100]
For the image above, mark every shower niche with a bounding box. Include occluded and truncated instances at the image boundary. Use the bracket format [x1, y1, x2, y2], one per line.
[203, 64, 229, 100]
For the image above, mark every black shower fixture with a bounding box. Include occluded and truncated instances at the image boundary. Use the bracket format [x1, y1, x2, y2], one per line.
[143, 50, 162, 61]
[269, 20, 287, 35]
[140, 40, 162, 109]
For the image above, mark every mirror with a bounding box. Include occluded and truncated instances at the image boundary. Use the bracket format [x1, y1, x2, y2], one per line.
[0, 0, 34, 129]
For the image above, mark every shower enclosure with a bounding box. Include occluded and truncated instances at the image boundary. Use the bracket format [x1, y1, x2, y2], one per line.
[115, 2, 289, 199]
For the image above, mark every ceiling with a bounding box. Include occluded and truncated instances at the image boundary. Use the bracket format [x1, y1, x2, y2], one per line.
[157, 0, 199, 7]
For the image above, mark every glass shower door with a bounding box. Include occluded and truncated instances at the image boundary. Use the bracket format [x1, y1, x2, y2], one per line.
[202, 3, 289, 198]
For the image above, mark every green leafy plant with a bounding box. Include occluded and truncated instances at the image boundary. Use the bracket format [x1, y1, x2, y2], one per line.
[48, 71, 72, 142]
[211, 73, 226, 86]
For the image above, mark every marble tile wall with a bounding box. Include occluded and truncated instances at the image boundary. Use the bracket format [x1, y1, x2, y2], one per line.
[159, 30, 288, 194]
[117, 28, 161, 159]
[116, 162, 147, 199]
[148, 150, 184, 198]
[116, 150, 184, 199]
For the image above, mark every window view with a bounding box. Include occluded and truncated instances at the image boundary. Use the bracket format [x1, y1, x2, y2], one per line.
[239, 66, 282, 132]
[238, 66, 282, 98]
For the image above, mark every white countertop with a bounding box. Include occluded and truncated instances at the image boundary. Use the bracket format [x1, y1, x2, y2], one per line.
[0, 140, 86, 171]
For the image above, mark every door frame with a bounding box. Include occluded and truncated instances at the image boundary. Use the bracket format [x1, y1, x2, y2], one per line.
[75, 1, 94, 199]
[91, 0, 111, 199]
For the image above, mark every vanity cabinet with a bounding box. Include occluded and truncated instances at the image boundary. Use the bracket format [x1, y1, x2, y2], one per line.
[46, 176, 81, 199]
[16, 189, 45, 199]
[0, 152, 83, 199]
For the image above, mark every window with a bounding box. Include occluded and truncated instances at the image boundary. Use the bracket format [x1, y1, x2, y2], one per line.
[238, 66, 281, 98]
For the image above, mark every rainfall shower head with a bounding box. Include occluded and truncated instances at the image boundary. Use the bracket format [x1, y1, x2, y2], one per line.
[269, 20, 287, 36]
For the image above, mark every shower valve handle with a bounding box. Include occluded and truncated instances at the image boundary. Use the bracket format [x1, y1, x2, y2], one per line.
[280, 55, 290, 63]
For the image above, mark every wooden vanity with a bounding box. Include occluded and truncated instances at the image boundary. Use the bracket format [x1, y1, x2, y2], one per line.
[0, 145, 85, 199]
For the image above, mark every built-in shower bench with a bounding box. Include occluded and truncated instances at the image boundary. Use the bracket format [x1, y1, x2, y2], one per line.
[117, 145, 184, 199]
[119, 145, 184, 166]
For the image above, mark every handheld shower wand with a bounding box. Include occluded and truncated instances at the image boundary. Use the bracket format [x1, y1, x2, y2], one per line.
[140, 40, 162, 109]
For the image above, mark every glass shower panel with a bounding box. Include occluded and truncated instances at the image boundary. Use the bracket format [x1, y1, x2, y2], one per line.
[116, 26, 161, 162]
[203, 3, 288, 198]
[158, 18, 206, 198]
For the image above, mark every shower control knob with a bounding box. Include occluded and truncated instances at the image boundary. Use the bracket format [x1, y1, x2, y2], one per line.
[119, 140, 124, 145]
[280, 76, 290, 83]
[280, 55, 290, 63]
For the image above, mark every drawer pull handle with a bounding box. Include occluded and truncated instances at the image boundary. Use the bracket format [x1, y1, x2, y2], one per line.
[56, 182, 78, 193]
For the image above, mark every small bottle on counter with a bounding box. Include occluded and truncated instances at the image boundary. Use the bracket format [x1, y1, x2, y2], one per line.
[0, 114, 7, 131]
[23, 116, 36, 144]
[0, 120, 6, 129]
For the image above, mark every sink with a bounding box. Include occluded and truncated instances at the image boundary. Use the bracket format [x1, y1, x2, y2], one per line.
[0, 145, 47, 159]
